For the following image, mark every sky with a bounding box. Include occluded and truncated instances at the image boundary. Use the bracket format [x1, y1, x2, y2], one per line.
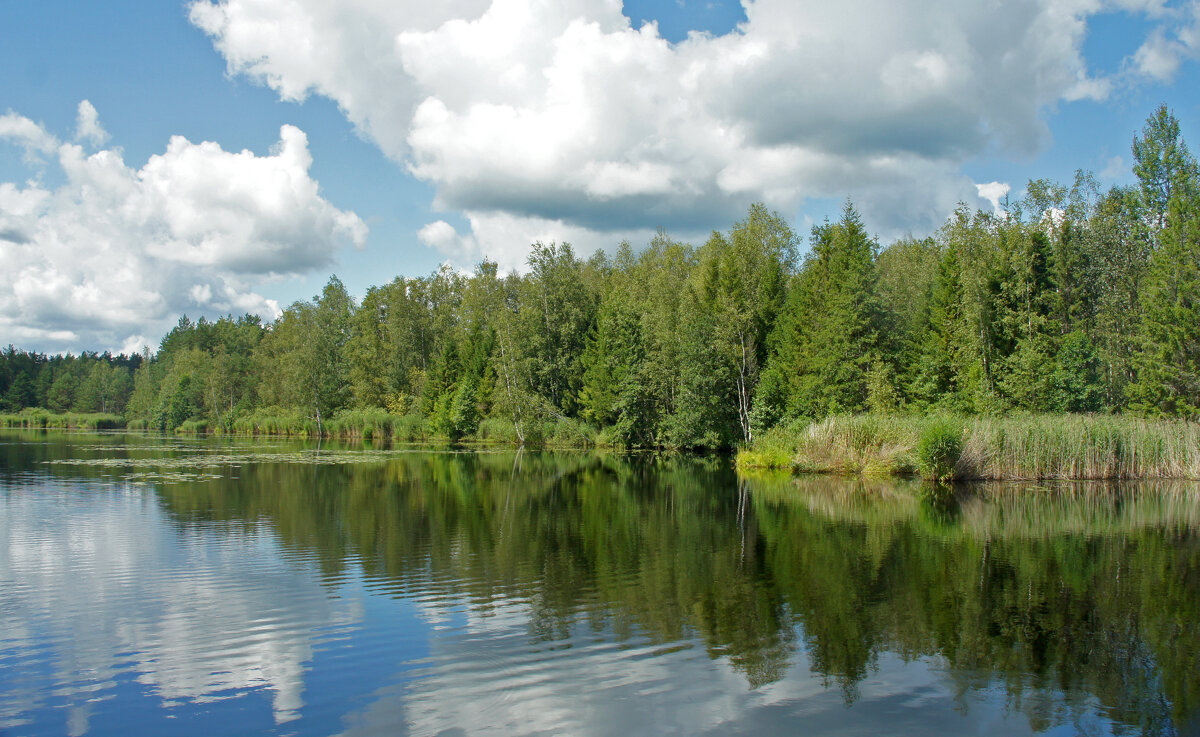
[1, 0, 1199, 355]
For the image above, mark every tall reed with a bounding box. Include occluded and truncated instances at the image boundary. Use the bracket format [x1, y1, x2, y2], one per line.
[0, 410, 124, 430]
[738, 414, 1200, 480]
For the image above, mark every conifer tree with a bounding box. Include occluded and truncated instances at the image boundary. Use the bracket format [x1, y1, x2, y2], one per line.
[759, 201, 880, 420]
[1128, 194, 1200, 416]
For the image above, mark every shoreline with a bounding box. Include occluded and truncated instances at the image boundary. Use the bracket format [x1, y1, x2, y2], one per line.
[737, 414, 1200, 481]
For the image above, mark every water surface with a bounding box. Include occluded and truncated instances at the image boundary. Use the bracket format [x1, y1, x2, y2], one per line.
[2, 431, 1199, 736]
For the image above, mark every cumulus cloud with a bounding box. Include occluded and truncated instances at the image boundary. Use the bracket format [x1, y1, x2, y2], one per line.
[419, 211, 652, 268]
[0, 112, 59, 157]
[1129, 1, 1200, 81]
[188, 0, 1190, 265]
[0, 106, 367, 353]
[975, 181, 1012, 215]
[74, 100, 109, 147]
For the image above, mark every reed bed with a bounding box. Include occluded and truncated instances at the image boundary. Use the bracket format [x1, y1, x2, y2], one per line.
[737, 414, 1200, 480]
[0, 410, 124, 430]
[228, 408, 430, 441]
[229, 410, 317, 437]
[738, 415, 921, 476]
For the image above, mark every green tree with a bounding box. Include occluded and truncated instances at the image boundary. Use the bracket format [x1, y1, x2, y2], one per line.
[914, 206, 1002, 412]
[874, 237, 941, 406]
[1132, 104, 1199, 231]
[1128, 194, 1200, 416]
[46, 370, 77, 413]
[761, 202, 879, 420]
[681, 205, 796, 442]
[520, 242, 596, 415]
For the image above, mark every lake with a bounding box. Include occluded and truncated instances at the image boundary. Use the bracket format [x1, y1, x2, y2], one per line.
[2, 431, 1199, 736]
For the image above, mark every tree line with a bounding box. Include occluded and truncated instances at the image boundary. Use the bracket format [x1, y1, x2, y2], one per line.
[2, 105, 1198, 447]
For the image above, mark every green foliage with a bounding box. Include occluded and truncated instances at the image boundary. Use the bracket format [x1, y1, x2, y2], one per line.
[915, 418, 963, 481]
[1128, 194, 1200, 417]
[761, 202, 881, 422]
[0, 409, 124, 430]
[864, 357, 899, 414]
[1048, 330, 1103, 412]
[1132, 103, 1199, 230]
[5, 108, 1200, 446]
[739, 413, 1200, 480]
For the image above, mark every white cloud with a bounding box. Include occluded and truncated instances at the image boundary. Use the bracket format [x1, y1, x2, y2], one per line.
[1132, 27, 1187, 79]
[417, 219, 477, 263]
[0, 111, 60, 157]
[1129, 1, 1200, 81]
[74, 100, 109, 147]
[975, 181, 1011, 215]
[187, 0, 1155, 257]
[0, 105, 367, 353]
[1100, 155, 1126, 181]
[420, 210, 661, 271]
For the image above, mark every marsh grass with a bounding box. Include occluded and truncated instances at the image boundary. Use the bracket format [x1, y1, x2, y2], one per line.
[475, 418, 520, 445]
[230, 410, 316, 437]
[175, 419, 211, 434]
[0, 409, 124, 430]
[540, 417, 597, 448]
[737, 414, 922, 476]
[114, 406, 591, 447]
[228, 408, 430, 441]
[738, 414, 1200, 480]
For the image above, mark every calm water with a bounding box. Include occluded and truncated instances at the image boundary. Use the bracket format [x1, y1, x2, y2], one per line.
[2, 432, 1200, 736]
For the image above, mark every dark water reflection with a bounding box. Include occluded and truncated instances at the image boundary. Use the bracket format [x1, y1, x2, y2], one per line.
[2, 431, 1199, 736]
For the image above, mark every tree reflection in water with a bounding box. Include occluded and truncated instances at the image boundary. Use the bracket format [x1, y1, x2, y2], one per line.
[112, 448, 1200, 735]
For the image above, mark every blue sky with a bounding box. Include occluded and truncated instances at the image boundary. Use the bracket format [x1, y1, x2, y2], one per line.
[1, 0, 1198, 353]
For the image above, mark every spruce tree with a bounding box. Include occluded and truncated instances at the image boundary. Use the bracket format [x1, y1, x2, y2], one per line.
[1128, 194, 1200, 416]
[760, 201, 880, 420]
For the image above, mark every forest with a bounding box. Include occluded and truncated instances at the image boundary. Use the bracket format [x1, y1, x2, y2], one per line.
[2, 105, 1198, 449]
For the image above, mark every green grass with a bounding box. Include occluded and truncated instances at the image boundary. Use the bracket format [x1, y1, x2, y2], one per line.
[737, 414, 1200, 480]
[0, 409, 125, 430]
[227, 407, 430, 441]
[229, 409, 315, 436]
[474, 417, 520, 445]
[540, 417, 597, 448]
[119, 405, 591, 447]
[175, 419, 211, 434]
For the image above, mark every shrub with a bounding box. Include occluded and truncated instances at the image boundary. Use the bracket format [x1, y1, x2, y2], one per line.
[475, 417, 519, 444]
[916, 418, 963, 482]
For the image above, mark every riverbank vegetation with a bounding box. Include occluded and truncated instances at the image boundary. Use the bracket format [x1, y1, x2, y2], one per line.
[0, 409, 125, 430]
[2, 106, 1200, 459]
[737, 413, 1200, 480]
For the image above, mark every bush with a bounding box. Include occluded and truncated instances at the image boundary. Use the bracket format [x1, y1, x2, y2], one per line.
[391, 414, 427, 442]
[542, 417, 596, 448]
[915, 418, 963, 482]
[475, 417, 519, 444]
[175, 419, 210, 434]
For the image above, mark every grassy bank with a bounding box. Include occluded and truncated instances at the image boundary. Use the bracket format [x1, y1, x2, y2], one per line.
[0, 409, 125, 430]
[0, 405, 597, 447]
[223, 408, 431, 441]
[168, 408, 598, 448]
[737, 414, 1200, 480]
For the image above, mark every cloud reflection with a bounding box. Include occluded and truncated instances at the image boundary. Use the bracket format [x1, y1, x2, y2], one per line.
[0, 480, 362, 733]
